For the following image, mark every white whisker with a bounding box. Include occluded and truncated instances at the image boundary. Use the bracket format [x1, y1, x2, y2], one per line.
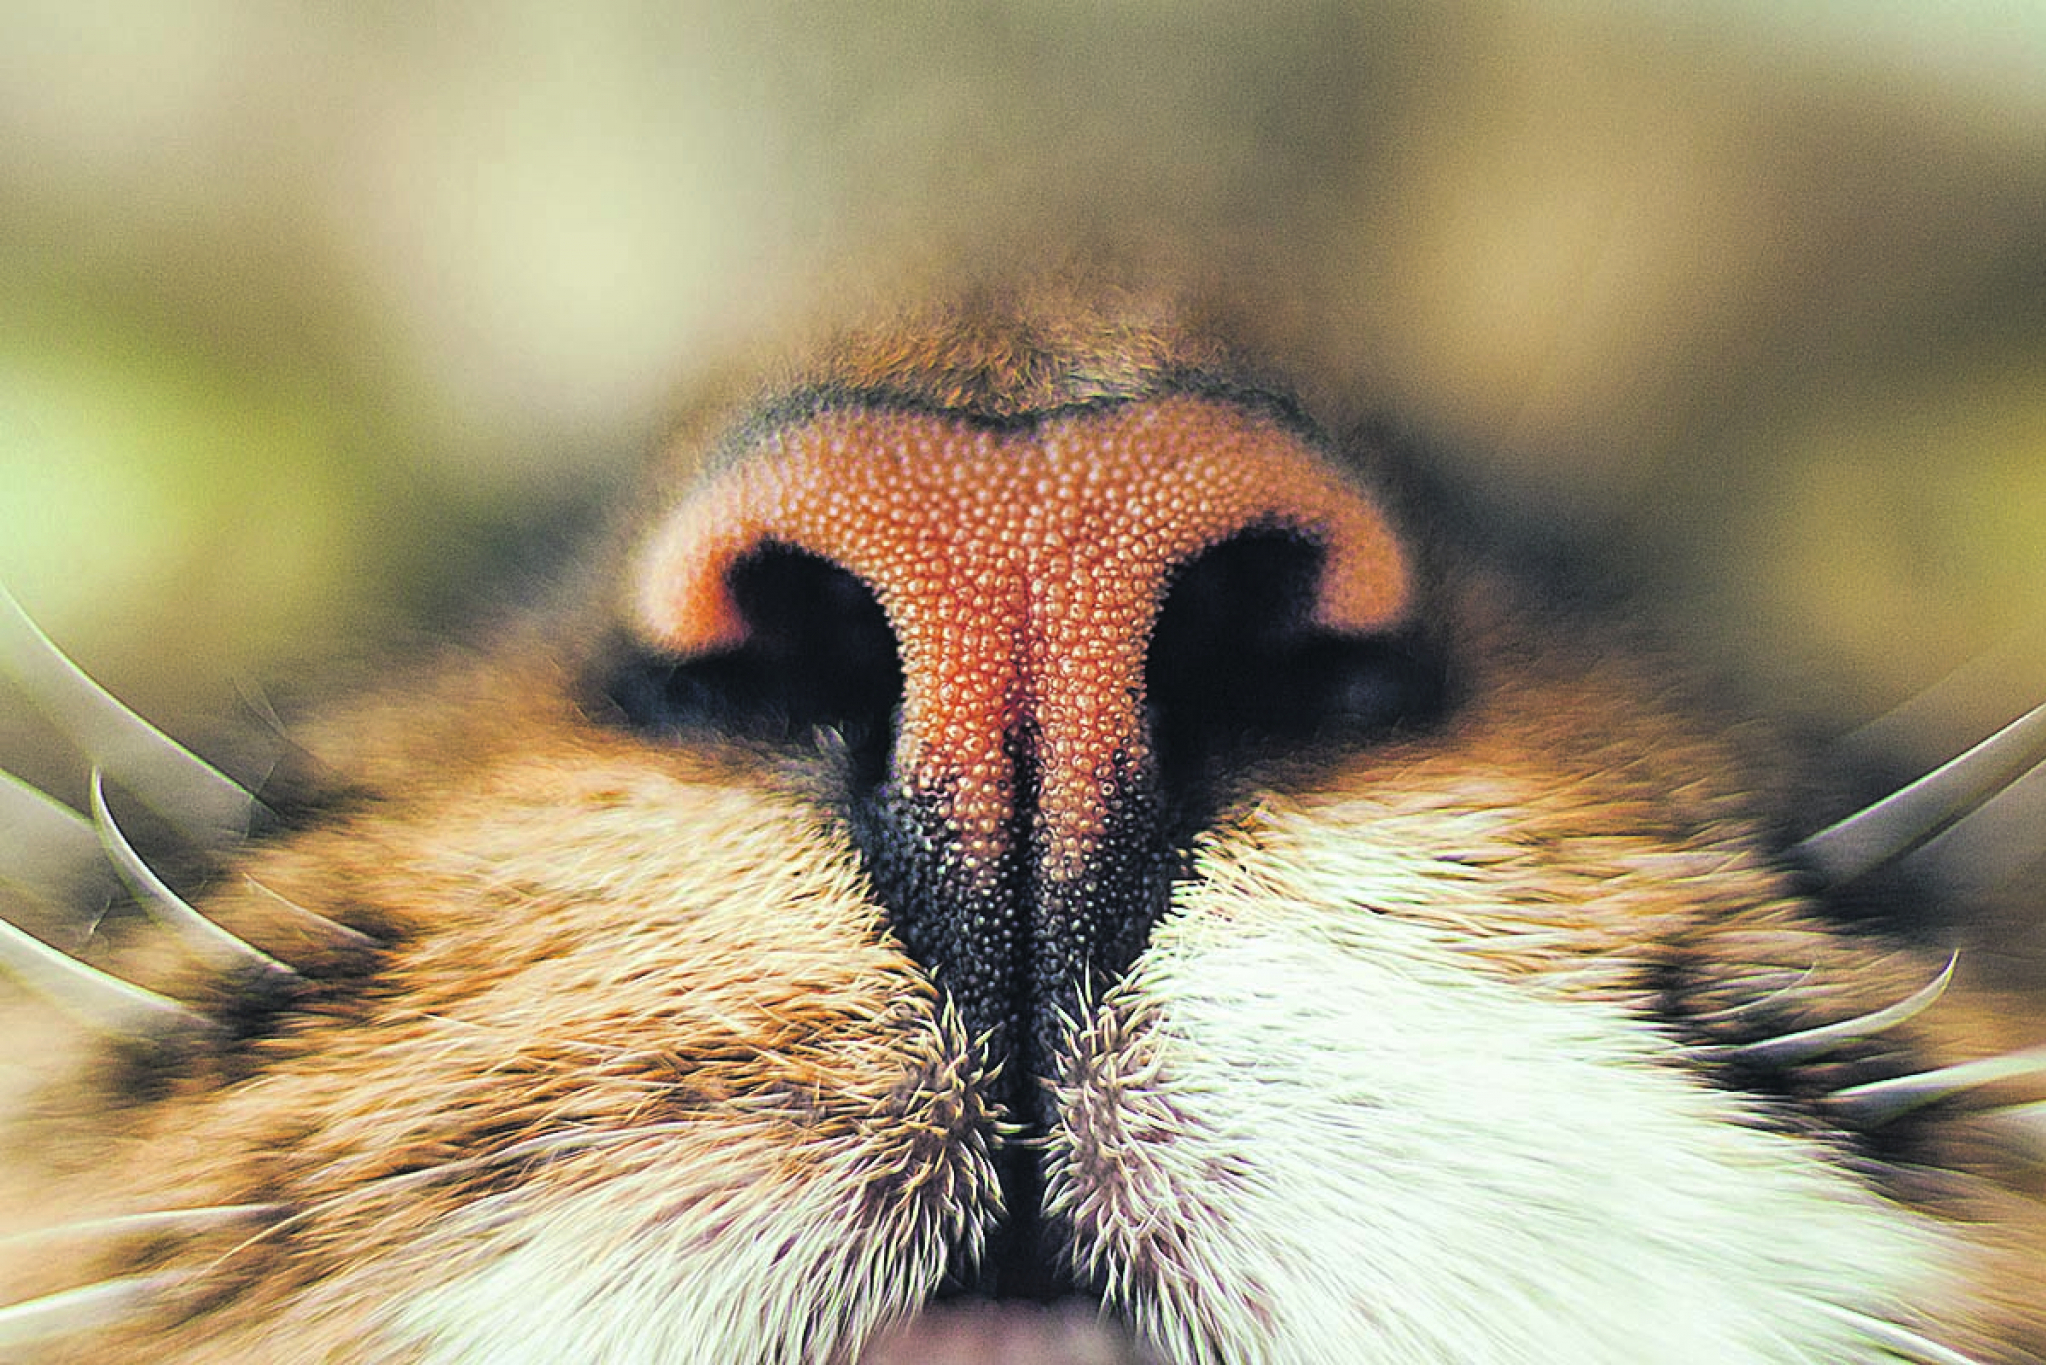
[211, 1121, 697, 1269]
[1829, 1045, 2046, 1125]
[1, 1203, 285, 1250]
[0, 913, 209, 1038]
[1810, 1302, 1986, 1365]
[0, 1273, 177, 1349]
[90, 770, 299, 980]
[1984, 1098, 2046, 1164]
[242, 876, 384, 951]
[1795, 700, 2046, 887]
[0, 769, 117, 944]
[1681, 965, 1822, 1026]
[1902, 757, 2046, 901]
[0, 584, 257, 847]
[1730, 954, 1957, 1065]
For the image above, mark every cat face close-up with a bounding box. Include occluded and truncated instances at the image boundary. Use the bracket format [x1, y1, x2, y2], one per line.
[0, 286, 2040, 1364]
[2, 9, 2044, 1365]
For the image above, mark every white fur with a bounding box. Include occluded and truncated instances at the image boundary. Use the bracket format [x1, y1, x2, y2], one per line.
[383, 786, 1962, 1365]
[1048, 809, 1961, 1365]
[394, 1126, 995, 1365]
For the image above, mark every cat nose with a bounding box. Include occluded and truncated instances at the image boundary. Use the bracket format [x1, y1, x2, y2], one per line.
[632, 394, 1415, 1094]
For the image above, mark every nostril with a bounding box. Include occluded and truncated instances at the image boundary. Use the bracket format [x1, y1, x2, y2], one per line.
[1149, 531, 1324, 669]
[598, 544, 903, 771]
[615, 395, 1425, 1123]
[1146, 530, 1445, 791]
[727, 546, 902, 709]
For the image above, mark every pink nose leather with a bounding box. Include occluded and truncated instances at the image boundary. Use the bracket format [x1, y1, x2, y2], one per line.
[638, 396, 1411, 886]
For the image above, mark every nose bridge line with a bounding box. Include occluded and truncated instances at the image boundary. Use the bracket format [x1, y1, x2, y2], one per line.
[1015, 462, 1156, 876]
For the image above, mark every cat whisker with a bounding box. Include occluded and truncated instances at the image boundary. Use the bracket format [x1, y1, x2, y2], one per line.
[0, 769, 120, 947]
[0, 1273, 180, 1350]
[241, 877, 384, 951]
[0, 585, 260, 848]
[1794, 700, 2046, 888]
[1810, 1303, 1986, 1365]
[90, 770, 299, 980]
[208, 1121, 698, 1269]
[2, 1203, 287, 1250]
[1682, 965, 1822, 1025]
[1725, 954, 1958, 1066]
[0, 913, 210, 1038]
[1978, 1098, 2046, 1165]
[1898, 756, 2046, 902]
[228, 677, 293, 774]
[1827, 1045, 2046, 1126]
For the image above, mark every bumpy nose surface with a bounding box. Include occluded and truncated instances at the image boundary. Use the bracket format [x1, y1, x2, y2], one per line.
[635, 394, 1412, 1088]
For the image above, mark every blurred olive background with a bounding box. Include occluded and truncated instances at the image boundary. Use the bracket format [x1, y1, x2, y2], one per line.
[1, 3, 2043, 820]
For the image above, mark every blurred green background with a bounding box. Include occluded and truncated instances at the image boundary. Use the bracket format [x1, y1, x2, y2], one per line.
[1, 1, 2042, 801]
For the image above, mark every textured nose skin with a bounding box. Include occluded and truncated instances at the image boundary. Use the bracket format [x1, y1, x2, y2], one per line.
[637, 394, 1411, 1087]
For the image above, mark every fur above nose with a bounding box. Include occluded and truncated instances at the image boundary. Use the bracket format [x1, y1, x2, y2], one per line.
[631, 392, 1413, 1089]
